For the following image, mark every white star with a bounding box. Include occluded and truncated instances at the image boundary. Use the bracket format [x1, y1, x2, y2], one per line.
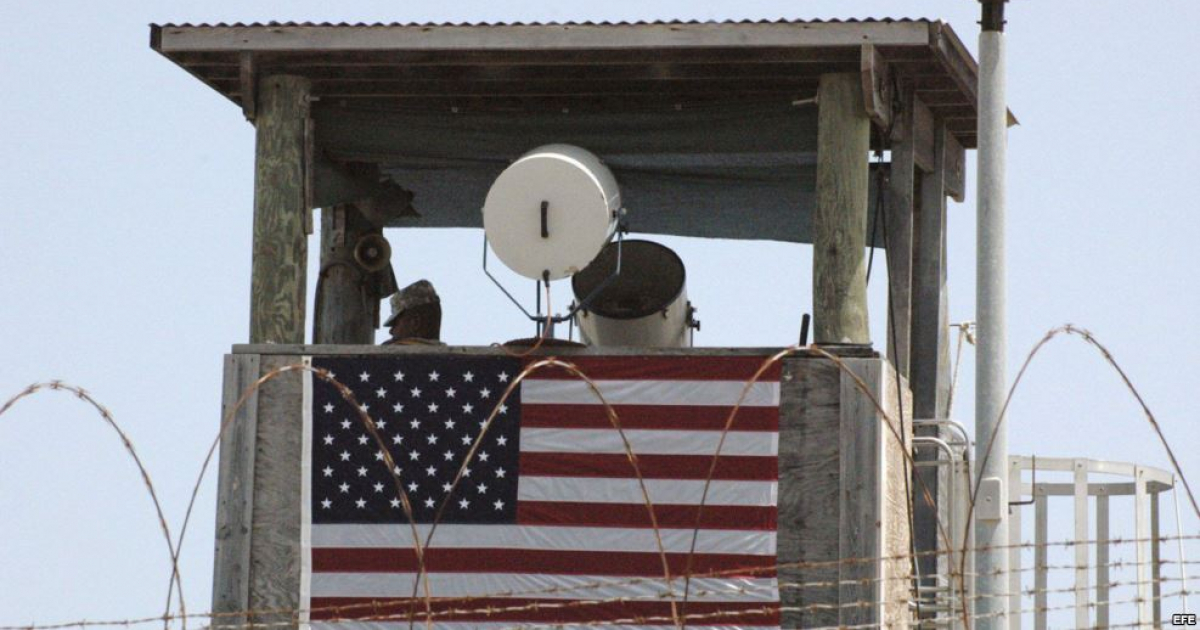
[340, 419, 352, 430]
[493, 499, 505, 510]
[321, 498, 332, 509]
[498, 372, 509, 383]
[461, 434, 473, 445]
[477, 483, 489, 494]
[499, 404, 508, 415]
[359, 371, 371, 382]
[410, 419, 421, 430]
[407, 481, 418, 492]
[479, 451, 490, 462]
[411, 387, 422, 398]
[428, 402, 439, 413]
[358, 402, 370, 412]
[480, 387, 491, 399]
[409, 450, 420, 461]
[376, 419, 387, 430]
[357, 466, 368, 477]
[424, 497, 436, 508]
[393, 370, 405, 382]
[393, 465, 402, 476]
[445, 387, 457, 398]
[425, 465, 437, 477]
[495, 467, 506, 479]
[496, 436, 508, 447]
[392, 402, 404, 413]
[390, 498, 401, 508]
[392, 434, 404, 445]
[355, 498, 366, 509]
[463, 467, 473, 477]
[373, 482, 385, 493]
[357, 434, 369, 445]
[442, 482, 453, 492]
[339, 451, 351, 461]
[443, 450, 454, 461]
[462, 403, 474, 414]
[374, 451, 384, 461]
[459, 498, 470, 509]
[338, 482, 350, 493]
[375, 387, 387, 399]
[322, 466, 333, 477]
[429, 371, 440, 382]
[464, 371, 475, 383]
[323, 403, 334, 413]
[427, 434, 439, 445]
[444, 418, 456, 430]
[323, 435, 334, 445]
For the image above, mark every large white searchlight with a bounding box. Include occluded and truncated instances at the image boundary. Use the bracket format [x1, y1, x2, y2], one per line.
[481, 143, 697, 347]
[482, 144, 621, 282]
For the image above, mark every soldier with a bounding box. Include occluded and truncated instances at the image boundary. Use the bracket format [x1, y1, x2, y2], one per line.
[382, 280, 444, 345]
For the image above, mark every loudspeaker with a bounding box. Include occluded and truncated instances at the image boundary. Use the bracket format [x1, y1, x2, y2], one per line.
[353, 234, 392, 272]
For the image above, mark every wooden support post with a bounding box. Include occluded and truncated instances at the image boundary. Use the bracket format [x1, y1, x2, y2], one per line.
[910, 121, 950, 589]
[814, 73, 871, 344]
[314, 205, 377, 344]
[250, 75, 312, 344]
[910, 121, 949, 420]
[885, 87, 917, 378]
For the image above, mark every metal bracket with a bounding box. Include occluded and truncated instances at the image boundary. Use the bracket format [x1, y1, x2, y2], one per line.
[1009, 454, 1037, 506]
[482, 227, 626, 326]
[978, 476, 1004, 521]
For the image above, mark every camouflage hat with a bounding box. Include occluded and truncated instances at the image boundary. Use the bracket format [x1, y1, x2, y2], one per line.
[384, 280, 440, 326]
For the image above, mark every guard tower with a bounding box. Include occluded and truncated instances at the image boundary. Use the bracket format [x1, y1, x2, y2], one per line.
[153, 18, 983, 629]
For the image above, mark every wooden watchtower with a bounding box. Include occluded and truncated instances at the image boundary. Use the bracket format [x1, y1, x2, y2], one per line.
[152, 18, 984, 629]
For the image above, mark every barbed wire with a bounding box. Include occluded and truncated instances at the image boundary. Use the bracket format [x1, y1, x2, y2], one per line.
[4, 324, 1199, 630]
[0, 381, 187, 630]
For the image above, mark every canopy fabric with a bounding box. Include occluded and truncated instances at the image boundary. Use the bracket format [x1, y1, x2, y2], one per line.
[314, 102, 883, 245]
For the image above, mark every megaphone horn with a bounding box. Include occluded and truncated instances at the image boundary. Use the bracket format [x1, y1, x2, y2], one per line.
[353, 234, 392, 272]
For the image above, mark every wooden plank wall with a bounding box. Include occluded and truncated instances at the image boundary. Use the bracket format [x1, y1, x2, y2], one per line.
[248, 355, 304, 626]
[780, 356, 912, 629]
[212, 354, 261, 626]
[219, 351, 911, 629]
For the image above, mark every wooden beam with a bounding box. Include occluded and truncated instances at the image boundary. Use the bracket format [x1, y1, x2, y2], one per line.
[943, 130, 967, 202]
[313, 205, 379, 344]
[910, 120, 949, 420]
[860, 44, 893, 129]
[249, 75, 311, 344]
[911, 94, 936, 173]
[813, 73, 871, 344]
[885, 85, 917, 378]
[238, 52, 256, 120]
[155, 22, 933, 53]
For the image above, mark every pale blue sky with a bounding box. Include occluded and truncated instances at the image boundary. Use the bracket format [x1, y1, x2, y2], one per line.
[2, 0, 1198, 626]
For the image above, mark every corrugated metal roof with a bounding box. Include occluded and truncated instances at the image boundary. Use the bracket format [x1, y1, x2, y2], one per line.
[152, 17, 932, 29]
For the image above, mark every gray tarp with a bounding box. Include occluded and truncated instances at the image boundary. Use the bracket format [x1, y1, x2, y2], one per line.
[314, 102, 884, 245]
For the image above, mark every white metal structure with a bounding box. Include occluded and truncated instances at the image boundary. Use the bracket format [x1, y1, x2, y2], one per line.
[482, 144, 621, 281]
[1007, 456, 1187, 630]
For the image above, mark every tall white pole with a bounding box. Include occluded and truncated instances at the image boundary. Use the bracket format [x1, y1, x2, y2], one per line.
[976, 1, 1010, 628]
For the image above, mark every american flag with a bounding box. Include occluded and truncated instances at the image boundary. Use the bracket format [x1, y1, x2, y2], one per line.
[303, 354, 781, 629]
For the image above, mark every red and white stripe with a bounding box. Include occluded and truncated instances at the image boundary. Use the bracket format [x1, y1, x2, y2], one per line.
[308, 355, 781, 629]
